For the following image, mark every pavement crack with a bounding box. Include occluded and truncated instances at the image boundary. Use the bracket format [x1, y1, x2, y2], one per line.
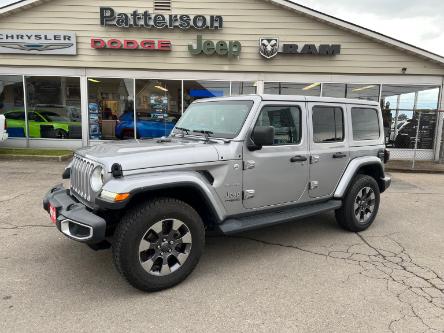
[231, 232, 444, 332]
[0, 222, 54, 230]
[0, 193, 25, 203]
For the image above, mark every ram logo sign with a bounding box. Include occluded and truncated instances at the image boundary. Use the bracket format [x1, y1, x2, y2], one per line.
[0, 32, 77, 55]
[259, 36, 341, 59]
[259, 37, 279, 59]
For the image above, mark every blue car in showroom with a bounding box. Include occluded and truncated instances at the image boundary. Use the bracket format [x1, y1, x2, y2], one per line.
[115, 111, 176, 139]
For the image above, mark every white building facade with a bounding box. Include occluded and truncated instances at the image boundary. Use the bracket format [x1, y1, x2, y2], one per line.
[0, 0, 443, 161]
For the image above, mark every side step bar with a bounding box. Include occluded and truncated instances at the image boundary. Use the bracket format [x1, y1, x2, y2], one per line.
[219, 200, 342, 235]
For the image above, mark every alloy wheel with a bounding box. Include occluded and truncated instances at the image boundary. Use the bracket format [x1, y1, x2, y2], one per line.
[138, 219, 192, 276]
[353, 186, 376, 224]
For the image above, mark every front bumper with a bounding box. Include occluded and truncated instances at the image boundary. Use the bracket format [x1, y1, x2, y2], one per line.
[380, 176, 391, 193]
[43, 185, 106, 244]
[0, 132, 8, 142]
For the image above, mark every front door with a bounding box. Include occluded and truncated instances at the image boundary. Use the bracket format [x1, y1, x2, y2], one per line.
[242, 102, 309, 209]
[308, 103, 350, 198]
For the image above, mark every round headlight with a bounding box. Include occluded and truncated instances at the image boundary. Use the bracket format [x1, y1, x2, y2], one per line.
[90, 166, 104, 192]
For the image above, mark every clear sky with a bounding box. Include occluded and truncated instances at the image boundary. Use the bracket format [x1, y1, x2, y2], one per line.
[0, 0, 443, 57]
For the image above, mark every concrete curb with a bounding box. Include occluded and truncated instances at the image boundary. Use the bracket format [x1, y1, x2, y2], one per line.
[0, 154, 73, 162]
[385, 167, 444, 175]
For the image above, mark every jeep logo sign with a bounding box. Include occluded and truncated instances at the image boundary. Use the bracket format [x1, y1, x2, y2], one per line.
[189, 35, 241, 57]
[259, 37, 341, 59]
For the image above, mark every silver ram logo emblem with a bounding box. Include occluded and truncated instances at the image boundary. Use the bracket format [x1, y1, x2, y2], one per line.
[259, 37, 279, 59]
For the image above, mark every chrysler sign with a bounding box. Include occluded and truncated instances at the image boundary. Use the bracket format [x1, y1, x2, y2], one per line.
[0, 32, 76, 55]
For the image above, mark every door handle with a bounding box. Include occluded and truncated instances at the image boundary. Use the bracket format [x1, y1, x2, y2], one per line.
[290, 155, 308, 163]
[333, 152, 347, 159]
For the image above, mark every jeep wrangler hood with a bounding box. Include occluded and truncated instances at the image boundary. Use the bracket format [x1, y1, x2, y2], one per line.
[75, 138, 220, 171]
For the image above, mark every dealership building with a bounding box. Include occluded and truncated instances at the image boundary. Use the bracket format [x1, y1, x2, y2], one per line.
[0, 0, 443, 161]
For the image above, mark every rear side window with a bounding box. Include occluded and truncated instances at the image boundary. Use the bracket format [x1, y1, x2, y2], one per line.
[312, 106, 344, 143]
[255, 105, 301, 145]
[5, 112, 25, 120]
[351, 107, 380, 141]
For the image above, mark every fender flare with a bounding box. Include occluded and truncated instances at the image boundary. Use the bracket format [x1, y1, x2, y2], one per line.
[334, 156, 385, 199]
[100, 171, 227, 221]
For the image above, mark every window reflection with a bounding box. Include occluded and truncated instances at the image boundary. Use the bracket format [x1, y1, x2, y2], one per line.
[88, 78, 134, 140]
[264, 82, 321, 96]
[183, 81, 230, 109]
[26, 76, 81, 139]
[134, 80, 181, 139]
[231, 81, 257, 95]
[0, 75, 25, 138]
[381, 85, 439, 149]
[322, 83, 380, 101]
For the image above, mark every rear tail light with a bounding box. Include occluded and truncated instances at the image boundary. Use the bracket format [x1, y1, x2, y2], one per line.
[378, 149, 390, 164]
[384, 149, 390, 164]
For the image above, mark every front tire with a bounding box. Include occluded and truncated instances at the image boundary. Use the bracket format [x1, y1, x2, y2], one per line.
[335, 175, 380, 232]
[112, 198, 205, 292]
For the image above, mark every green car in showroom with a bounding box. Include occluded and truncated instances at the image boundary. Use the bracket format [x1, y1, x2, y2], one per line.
[3, 110, 81, 138]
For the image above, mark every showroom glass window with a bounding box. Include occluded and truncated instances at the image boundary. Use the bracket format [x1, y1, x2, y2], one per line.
[351, 107, 380, 141]
[264, 82, 321, 96]
[134, 79, 182, 139]
[231, 81, 257, 95]
[183, 81, 230, 110]
[322, 83, 380, 101]
[312, 106, 344, 143]
[0, 75, 25, 138]
[25, 76, 81, 140]
[381, 85, 440, 149]
[255, 106, 301, 145]
[88, 78, 134, 140]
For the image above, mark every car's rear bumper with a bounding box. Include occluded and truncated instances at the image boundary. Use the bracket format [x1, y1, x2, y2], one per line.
[43, 184, 106, 244]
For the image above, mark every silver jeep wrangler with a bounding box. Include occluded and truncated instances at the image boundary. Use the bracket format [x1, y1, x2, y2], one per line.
[43, 95, 391, 291]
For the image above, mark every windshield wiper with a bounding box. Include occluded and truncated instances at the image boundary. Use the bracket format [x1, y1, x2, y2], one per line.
[174, 126, 190, 137]
[192, 130, 213, 136]
[192, 130, 214, 142]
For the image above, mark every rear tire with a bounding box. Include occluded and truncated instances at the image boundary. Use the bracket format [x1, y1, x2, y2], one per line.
[335, 175, 380, 232]
[112, 197, 205, 292]
[55, 129, 68, 139]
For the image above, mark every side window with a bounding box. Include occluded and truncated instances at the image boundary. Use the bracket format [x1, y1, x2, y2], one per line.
[28, 112, 44, 122]
[5, 112, 25, 120]
[312, 106, 344, 143]
[351, 107, 380, 141]
[255, 105, 301, 145]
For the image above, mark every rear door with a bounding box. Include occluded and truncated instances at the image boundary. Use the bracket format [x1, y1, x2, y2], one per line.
[308, 103, 350, 198]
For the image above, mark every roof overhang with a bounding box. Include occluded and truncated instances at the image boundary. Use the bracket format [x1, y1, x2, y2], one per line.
[269, 0, 444, 66]
[0, 0, 52, 15]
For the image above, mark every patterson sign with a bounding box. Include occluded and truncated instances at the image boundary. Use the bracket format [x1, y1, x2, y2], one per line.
[100, 7, 223, 30]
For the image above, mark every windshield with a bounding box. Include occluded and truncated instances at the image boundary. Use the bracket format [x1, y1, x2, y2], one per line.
[174, 100, 254, 139]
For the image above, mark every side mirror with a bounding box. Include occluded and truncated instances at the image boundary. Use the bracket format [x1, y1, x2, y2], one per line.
[248, 126, 275, 151]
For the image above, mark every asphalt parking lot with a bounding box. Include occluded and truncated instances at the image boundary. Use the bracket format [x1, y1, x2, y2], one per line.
[0, 160, 443, 332]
